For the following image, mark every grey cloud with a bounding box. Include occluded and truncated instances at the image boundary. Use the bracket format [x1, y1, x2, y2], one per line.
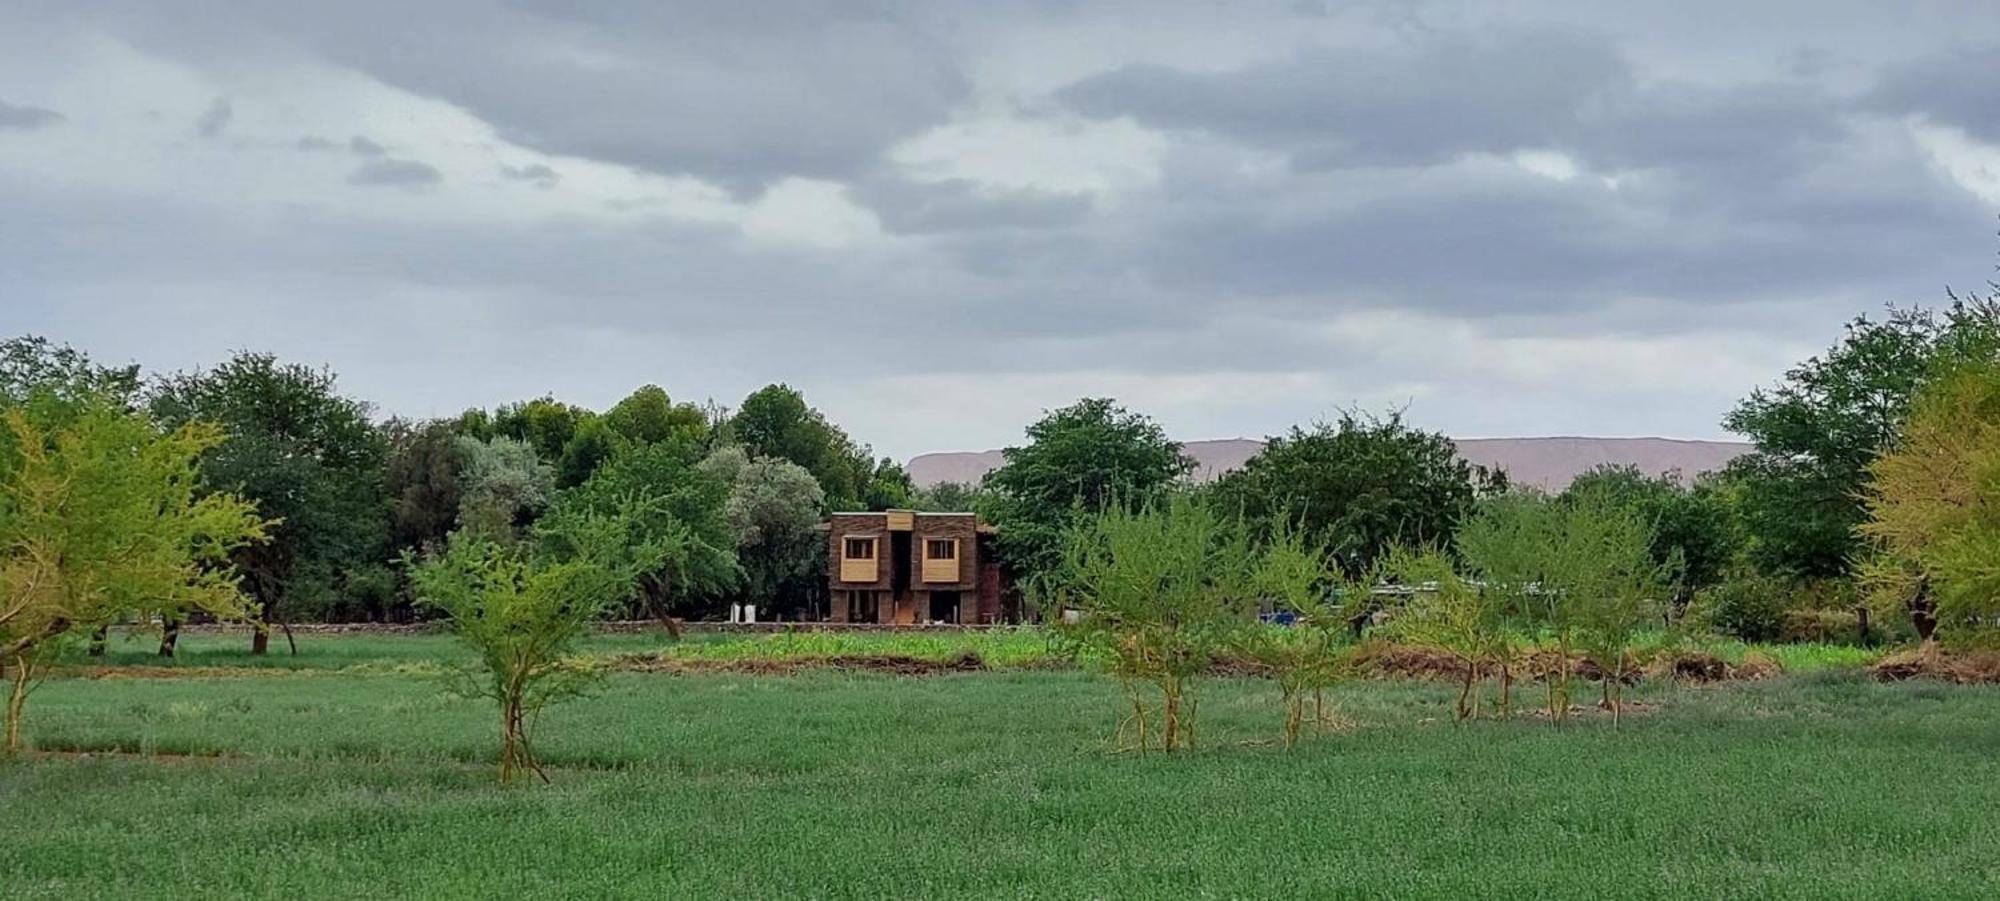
[1868, 45, 2000, 141]
[296, 134, 339, 151]
[0, 99, 64, 130]
[1062, 32, 1629, 169]
[349, 135, 386, 157]
[195, 95, 231, 137]
[347, 157, 442, 187]
[500, 162, 560, 188]
[852, 177, 1093, 234]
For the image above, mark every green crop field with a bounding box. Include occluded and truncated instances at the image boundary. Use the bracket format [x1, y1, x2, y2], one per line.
[4, 632, 1998, 899]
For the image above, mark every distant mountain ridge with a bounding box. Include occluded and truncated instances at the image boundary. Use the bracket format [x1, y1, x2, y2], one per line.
[907, 437, 1753, 492]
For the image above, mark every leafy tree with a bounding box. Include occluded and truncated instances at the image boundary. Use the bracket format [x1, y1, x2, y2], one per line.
[1211, 412, 1478, 575]
[544, 440, 741, 623]
[861, 458, 915, 511]
[149, 353, 388, 654]
[1379, 545, 1511, 721]
[409, 509, 650, 783]
[700, 446, 827, 618]
[1, 336, 140, 407]
[555, 416, 618, 489]
[1233, 514, 1351, 747]
[1561, 465, 1739, 616]
[984, 398, 1194, 583]
[1457, 490, 1660, 725]
[383, 419, 465, 554]
[1037, 494, 1259, 752]
[456, 436, 555, 542]
[1725, 301, 2000, 579]
[1, 395, 269, 753]
[913, 480, 991, 513]
[491, 397, 588, 463]
[604, 384, 708, 447]
[1860, 358, 2000, 646]
[728, 384, 874, 509]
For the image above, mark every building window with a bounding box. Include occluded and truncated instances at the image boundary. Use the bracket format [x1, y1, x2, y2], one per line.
[926, 538, 956, 560]
[844, 537, 876, 560]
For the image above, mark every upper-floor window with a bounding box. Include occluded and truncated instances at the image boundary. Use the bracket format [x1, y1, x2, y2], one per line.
[844, 537, 877, 560]
[926, 538, 956, 560]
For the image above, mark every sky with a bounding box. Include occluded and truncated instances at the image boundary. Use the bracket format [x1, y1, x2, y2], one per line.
[4, 1, 2000, 461]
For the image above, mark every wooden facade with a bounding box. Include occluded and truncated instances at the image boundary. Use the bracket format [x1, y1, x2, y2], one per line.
[825, 510, 1017, 624]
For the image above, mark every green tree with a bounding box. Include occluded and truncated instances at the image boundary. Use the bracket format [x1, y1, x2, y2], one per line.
[700, 446, 827, 619]
[861, 458, 915, 511]
[491, 397, 588, 463]
[1860, 358, 2000, 646]
[984, 398, 1194, 582]
[545, 439, 741, 623]
[456, 436, 555, 542]
[1211, 412, 1478, 575]
[1038, 494, 1259, 751]
[383, 419, 465, 555]
[555, 416, 618, 489]
[1233, 514, 1352, 747]
[604, 384, 709, 447]
[1724, 301, 2000, 579]
[1, 395, 269, 753]
[727, 384, 886, 510]
[1379, 544, 1510, 722]
[1561, 465, 1739, 616]
[1, 336, 140, 408]
[409, 508, 651, 783]
[912, 480, 991, 513]
[149, 353, 389, 654]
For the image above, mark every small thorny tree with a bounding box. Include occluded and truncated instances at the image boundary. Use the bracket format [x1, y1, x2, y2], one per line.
[1379, 545, 1510, 722]
[410, 508, 653, 783]
[1233, 514, 1353, 748]
[1, 394, 269, 755]
[1037, 495, 1256, 752]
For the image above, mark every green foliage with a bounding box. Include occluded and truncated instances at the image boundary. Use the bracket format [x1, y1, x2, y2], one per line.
[455, 436, 554, 542]
[546, 440, 741, 621]
[0, 336, 140, 408]
[1233, 515, 1353, 746]
[1725, 300, 2000, 579]
[0, 393, 269, 753]
[1211, 411, 1477, 575]
[1378, 545, 1512, 720]
[383, 419, 465, 555]
[490, 397, 587, 463]
[700, 446, 827, 617]
[1692, 569, 1796, 642]
[1861, 356, 2000, 645]
[409, 511, 646, 783]
[860, 458, 915, 511]
[912, 480, 991, 513]
[729, 384, 876, 509]
[147, 352, 388, 650]
[1561, 464, 1740, 609]
[603, 384, 708, 447]
[554, 415, 618, 489]
[1037, 495, 1259, 751]
[985, 398, 1194, 583]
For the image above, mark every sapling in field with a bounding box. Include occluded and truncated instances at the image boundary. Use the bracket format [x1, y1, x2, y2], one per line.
[1234, 514, 1351, 747]
[1378, 545, 1508, 722]
[411, 502, 658, 783]
[1561, 488, 1665, 725]
[1037, 494, 1254, 752]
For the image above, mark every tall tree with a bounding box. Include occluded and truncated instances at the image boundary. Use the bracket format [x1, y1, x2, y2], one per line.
[1724, 301, 2000, 579]
[0, 336, 140, 408]
[544, 439, 741, 622]
[1561, 465, 1740, 614]
[1860, 358, 2000, 644]
[728, 384, 872, 509]
[603, 384, 709, 447]
[455, 436, 555, 543]
[1, 394, 269, 753]
[149, 353, 388, 654]
[491, 397, 588, 463]
[1210, 412, 1478, 575]
[861, 458, 915, 511]
[383, 419, 465, 554]
[984, 397, 1194, 582]
[700, 446, 826, 618]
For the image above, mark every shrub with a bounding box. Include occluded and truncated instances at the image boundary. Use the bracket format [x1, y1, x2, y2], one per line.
[1695, 571, 1795, 642]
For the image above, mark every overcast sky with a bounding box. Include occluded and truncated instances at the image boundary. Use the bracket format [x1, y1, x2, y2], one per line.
[5, 2, 2000, 460]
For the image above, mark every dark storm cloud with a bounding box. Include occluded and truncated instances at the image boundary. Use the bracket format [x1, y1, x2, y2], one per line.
[0, 99, 63, 130]
[1868, 44, 2000, 141]
[346, 157, 441, 187]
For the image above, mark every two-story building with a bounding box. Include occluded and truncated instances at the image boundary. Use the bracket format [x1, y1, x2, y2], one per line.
[824, 510, 1016, 624]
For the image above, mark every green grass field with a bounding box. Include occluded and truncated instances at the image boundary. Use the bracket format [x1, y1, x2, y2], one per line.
[5, 632, 1998, 898]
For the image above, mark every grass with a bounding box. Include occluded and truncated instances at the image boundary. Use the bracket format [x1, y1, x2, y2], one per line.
[4, 633, 1996, 898]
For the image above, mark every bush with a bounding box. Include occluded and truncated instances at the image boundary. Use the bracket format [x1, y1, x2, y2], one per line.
[1694, 571, 1795, 642]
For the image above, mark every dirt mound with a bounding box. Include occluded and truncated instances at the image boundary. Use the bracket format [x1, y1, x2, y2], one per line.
[1647, 650, 1777, 683]
[615, 651, 988, 676]
[1868, 648, 2000, 684]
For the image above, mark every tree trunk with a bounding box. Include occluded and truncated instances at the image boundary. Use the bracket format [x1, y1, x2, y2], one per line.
[5, 655, 31, 757]
[88, 626, 108, 658]
[158, 617, 180, 658]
